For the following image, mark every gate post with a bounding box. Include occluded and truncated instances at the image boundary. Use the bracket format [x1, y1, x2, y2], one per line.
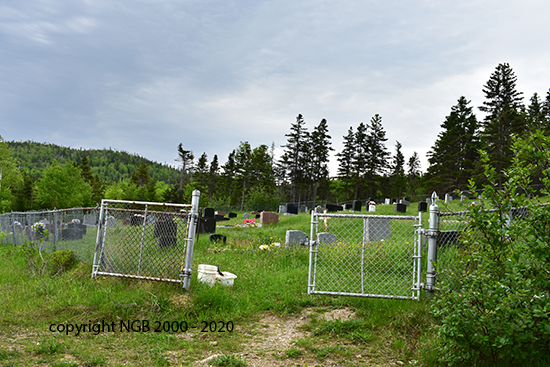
[426, 192, 439, 294]
[182, 189, 200, 291]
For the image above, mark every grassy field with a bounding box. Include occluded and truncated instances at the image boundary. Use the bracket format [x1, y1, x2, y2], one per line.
[0, 201, 480, 367]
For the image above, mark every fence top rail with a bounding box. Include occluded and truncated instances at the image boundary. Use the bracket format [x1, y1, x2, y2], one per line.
[101, 199, 192, 208]
[313, 213, 417, 220]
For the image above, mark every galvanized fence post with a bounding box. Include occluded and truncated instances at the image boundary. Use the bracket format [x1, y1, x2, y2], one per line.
[182, 190, 200, 291]
[11, 212, 17, 245]
[426, 192, 439, 294]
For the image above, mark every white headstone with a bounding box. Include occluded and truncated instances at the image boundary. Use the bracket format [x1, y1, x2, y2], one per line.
[385, 198, 391, 205]
[369, 204, 376, 212]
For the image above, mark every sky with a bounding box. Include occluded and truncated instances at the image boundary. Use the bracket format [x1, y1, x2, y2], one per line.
[1, 0, 549, 177]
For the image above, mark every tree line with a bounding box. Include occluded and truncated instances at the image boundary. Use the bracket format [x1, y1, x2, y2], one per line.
[1, 62, 549, 212]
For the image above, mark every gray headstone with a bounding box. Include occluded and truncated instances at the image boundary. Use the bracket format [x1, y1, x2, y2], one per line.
[426, 198, 431, 205]
[364, 217, 391, 242]
[314, 206, 324, 214]
[461, 195, 466, 203]
[317, 232, 337, 245]
[83, 214, 96, 226]
[278, 205, 287, 214]
[243, 212, 250, 219]
[285, 230, 308, 247]
[445, 193, 451, 204]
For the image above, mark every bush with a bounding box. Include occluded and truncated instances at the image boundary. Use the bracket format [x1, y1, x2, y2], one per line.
[431, 132, 550, 366]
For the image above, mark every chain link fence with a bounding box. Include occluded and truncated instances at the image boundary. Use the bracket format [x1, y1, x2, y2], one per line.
[0, 207, 100, 264]
[92, 197, 199, 287]
[308, 213, 420, 300]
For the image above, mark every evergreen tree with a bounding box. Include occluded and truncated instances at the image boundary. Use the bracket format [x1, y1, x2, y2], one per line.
[234, 142, 252, 209]
[427, 96, 480, 192]
[390, 141, 407, 198]
[478, 63, 525, 184]
[407, 152, 421, 197]
[194, 152, 210, 195]
[279, 114, 309, 202]
[220, 150, 237, 204]
[308, 118, 333, 204]
[353, 122, 369, 199]
[336, 127, 356, 201]
[131, 162, 150, 187]
[364, 114, 389, 198]
[208, 154, 219, 203]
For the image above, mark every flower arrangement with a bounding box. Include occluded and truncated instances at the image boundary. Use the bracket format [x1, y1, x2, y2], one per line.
[31, 222, 48, 240]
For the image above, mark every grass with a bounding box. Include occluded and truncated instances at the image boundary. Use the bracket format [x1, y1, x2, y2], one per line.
[0, 201, 486, 366]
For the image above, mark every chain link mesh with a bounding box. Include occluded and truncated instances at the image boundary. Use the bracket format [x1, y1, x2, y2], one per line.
[309, 213, 418, 299]
[0, 208, 99, 263]
[93, 200, 192, 283]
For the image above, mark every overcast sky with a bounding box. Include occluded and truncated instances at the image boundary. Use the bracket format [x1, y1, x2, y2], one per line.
[1, 0, 549, 176]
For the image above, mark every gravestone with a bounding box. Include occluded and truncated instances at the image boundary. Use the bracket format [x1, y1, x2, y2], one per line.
[418, 201, 428, 212]
[228, 212, 237, 218]
[426, 198, 431, 205]
[158, 237, 177, 248]
[317, 232, 337, 245]
[460, 195, 466, 204]
[369, 204, 376, 212]
[204, 207, 215, 218]
[130, 214, 144, 226]
[400, 199, 410, 207]
[353, 200, 362, 211]
[395, 203, 407, 213]
[314, 206, 324, 214]
[286, 204, 298, 215]
[243, 212, 250, 219]
[154, 219, 177, 238]
[445, 193, 451, 204]
[344, 203, 353, 210]
[278, 205, 287, 214]
[199, 218, 216, 234]
[300, 205, 308, 213]
[83, 214, 96, 227]
[365, 217, 391, 242]
[285, 230, 308, 247]
[260, 211, 279, 225]
[326, 204, 343, 212]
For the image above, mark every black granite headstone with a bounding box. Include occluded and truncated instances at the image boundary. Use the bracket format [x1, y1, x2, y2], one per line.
[418, 201, 428, 212]
[353, 200, 362, 211]
[286, 203, 298, 215]
[395, 203, 407, 213]
[204, 207, 215, 218]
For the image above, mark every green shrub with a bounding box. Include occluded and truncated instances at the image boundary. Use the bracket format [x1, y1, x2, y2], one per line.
[431, 132, 550, 366]
[49, 250, 76, 275]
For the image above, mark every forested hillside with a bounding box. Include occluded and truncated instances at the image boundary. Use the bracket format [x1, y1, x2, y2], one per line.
[7, 141, 179, 184]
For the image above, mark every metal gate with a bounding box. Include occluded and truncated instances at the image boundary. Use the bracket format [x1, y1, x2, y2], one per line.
[308, 212, 422, 300]
[92, 191, 199, 290]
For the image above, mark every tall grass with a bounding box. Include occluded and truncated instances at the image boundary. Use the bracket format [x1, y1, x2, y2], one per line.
[0, 209, 438, 366]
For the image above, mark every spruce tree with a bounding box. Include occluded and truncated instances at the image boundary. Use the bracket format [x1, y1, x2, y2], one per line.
[407, 152, 421, 197]
[208, 155, 219, 203]
[427, 96, 480, 192]
[390, 141, 407, 198]
[365, 114, 389, 198]
[478, 63, 525, 184]
[308, 118, 333, 204]
[336, 127, 356, 201]
[279, 114, 309, 202]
